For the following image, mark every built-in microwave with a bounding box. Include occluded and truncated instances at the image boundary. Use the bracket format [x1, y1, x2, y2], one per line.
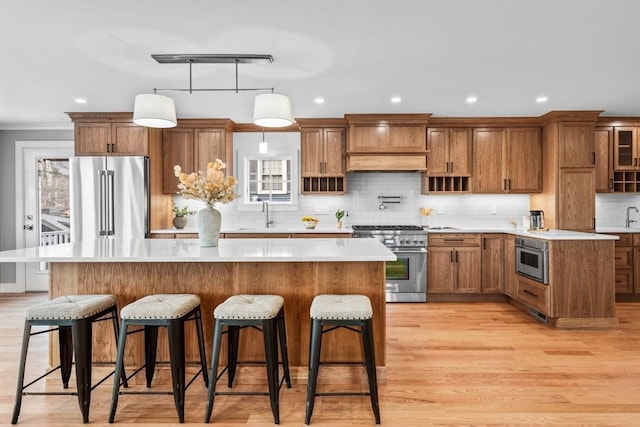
[515, 237, 549, 284]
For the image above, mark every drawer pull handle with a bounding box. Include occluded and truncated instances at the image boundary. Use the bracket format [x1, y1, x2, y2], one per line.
[443, 238, 464, 242]
[522, 289, 538, 298]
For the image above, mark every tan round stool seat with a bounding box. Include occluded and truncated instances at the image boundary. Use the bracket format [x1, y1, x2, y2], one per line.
[25, 294, 117, 320]
[214, 294, 284, 320]
[120, 294, 200, 320]
[310, 294, 373, 320]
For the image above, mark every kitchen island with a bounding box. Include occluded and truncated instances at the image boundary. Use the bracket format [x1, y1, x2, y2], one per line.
[0, 238, 395, 368]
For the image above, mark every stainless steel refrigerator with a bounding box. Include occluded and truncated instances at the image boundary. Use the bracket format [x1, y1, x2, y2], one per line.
[69, 156, 149, 241]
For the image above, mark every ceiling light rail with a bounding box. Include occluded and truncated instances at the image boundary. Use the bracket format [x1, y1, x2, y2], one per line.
[133, 54, 294, 129]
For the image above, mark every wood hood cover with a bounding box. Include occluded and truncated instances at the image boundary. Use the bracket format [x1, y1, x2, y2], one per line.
[345, 113, 430, 171]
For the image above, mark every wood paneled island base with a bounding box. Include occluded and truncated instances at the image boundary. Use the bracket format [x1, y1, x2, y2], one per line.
[50, 261, 386, 368]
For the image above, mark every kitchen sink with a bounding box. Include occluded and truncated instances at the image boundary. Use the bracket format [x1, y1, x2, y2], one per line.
[427, 226, 460, 230]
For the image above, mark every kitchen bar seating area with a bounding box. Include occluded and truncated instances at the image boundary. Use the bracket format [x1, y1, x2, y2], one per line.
[1, 293, 638, 426]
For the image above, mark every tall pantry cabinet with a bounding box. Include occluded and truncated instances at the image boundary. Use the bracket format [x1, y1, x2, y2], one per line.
[530, 111, 600, 231]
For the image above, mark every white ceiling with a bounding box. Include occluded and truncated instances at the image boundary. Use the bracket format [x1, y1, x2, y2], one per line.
[1, 0, 639, 130]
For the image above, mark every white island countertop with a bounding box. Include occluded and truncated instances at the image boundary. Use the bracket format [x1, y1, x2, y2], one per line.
[0, 238, 396, 263]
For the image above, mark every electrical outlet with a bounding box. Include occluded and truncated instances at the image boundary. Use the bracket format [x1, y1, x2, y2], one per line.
[437, 205, 443, 215]
[490, 204, 497, 215]
[314, 206, 330, 215]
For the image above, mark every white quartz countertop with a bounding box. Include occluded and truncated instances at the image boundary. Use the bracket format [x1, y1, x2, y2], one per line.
[0, 238, 395, 263]
[151, 227, 353, 234]
[424, 227, 619, 240]
[596, 227, 640, 234]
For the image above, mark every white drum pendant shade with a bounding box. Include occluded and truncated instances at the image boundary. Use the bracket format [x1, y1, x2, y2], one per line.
[253, 93, 294, 128]
[133, 94, 177, 128]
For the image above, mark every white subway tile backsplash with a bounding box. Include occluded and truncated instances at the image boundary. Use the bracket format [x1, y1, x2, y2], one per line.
[596, 193, 640, 228]
[176, 173, 530, 229]
[174, 173, 640, 230]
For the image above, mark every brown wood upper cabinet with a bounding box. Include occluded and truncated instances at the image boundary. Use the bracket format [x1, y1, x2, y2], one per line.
[595, 126, 614, 192]
[348, 123, 426, 153]
[558, 122, 596, 168]
[614, 127, 640, 170]
[472, 127, 541, 193]
[300, 128, 345, 176]
[426, 128, 471, 176]
[74, 121, 149, 156]
[161, 120, 233, 194]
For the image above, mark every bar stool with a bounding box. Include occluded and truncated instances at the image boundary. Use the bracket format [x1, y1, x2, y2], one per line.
[108, 294, 208, 423]
[305, 294, 381, 425]
[12, 294, 123, 424]
[205, 294, 291, 424]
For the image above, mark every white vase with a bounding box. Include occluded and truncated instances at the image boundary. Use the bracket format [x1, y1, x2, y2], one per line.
[197, 205, 222, 247]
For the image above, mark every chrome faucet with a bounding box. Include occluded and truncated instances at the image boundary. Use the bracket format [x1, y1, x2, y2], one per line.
[626, 206, 638, 228]
[262, 201, 273, 228]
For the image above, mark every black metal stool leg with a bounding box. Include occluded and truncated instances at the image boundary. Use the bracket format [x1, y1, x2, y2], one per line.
[305, 319, 323, 425]
[362, 319, 381, 424]
[11, 321, 32, 424]
[263, 319, 280, 424]
[167, 319, 186, 423]
[204, 320, 224, 423]
[144, 325, 159, 387]
[72, 318, 93, 423]
[276, 309, 292, 388]
[110, 307, 128, 388]
[109, 319, 129, 423]
[194, 308, 209, 386]
[59, 325, 73, 388]
[227, 325, 240, 387]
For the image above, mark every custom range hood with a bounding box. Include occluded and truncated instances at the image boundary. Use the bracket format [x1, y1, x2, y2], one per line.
[345, 114, 431, 171]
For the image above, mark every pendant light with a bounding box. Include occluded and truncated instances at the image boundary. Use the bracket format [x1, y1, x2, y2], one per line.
[133, 54, 293, 129]
[259, 129, 268, 153]
[253, 93, 295, 128]
[133, 93, 177, 128]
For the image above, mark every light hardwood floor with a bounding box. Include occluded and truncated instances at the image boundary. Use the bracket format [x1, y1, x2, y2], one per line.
[1, 293, 638, 426]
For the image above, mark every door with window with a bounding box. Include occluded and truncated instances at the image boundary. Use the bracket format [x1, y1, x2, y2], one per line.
[16, 141, 73, 292]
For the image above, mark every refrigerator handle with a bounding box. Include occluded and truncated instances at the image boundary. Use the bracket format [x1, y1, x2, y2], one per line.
[106, 170, 115, 236]
[99, 170, 107, 236]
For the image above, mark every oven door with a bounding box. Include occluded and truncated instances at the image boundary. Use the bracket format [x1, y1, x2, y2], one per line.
[515, 246, 548, 284]
[385, 248, 427, 302]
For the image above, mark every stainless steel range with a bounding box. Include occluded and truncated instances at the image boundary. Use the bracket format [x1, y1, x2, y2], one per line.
[352, 225, 427, 302]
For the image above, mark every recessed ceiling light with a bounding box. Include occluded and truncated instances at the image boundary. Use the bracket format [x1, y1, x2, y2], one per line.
[536, 96, 548, 103]
[390, 96, 402, 103]
[314, 97, 325, 104]
[466, 96, 477, 104]
[74, 98, 87, 104]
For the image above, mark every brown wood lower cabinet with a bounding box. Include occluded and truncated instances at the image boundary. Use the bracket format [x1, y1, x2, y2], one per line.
[609, 233, 640, 298]
[507, 238, 616, 328]
[515, 275, 549, 314]
[428, 234, 481, 293]
[504, 234, 517, 297]
[481, 233, 504, 293]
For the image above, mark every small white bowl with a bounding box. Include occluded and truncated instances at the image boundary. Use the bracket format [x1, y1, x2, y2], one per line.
[303, 221, 318, 229]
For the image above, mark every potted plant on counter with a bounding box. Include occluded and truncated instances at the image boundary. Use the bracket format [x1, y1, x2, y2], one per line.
[335, 209, 345, 229]
[172, 202, 196, 229]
